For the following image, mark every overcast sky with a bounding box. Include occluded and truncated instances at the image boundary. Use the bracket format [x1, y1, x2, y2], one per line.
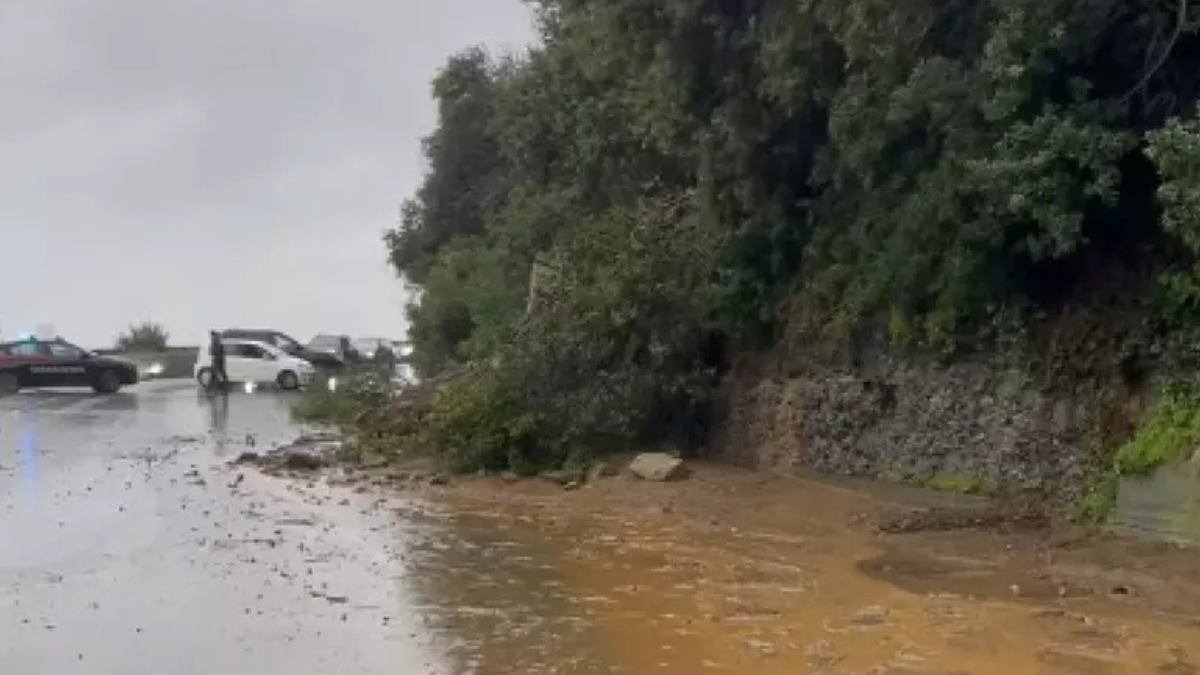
[0, 0, 533, 348]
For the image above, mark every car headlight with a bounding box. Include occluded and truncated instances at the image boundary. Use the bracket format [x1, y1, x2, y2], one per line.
[146, 363, 164, 376]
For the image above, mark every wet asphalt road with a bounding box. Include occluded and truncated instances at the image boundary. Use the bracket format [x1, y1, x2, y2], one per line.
[0, 381, 444, 674]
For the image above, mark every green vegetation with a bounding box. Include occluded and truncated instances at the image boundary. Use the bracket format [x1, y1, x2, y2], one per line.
[115, 322, 169, 352]
[292, 376, 395, 427]
[292, 387, 364, 427]
[1077, 470, 1121, 524]
[1075, 380, 1200, 522]
[372, 0, 1200, 478]
[1114, 381, 1200, 476]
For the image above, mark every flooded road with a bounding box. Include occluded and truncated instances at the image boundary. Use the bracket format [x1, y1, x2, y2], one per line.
[5, 382, 1200, 674]
[0, 382, 684, 674]
[0, 382, 449, 673]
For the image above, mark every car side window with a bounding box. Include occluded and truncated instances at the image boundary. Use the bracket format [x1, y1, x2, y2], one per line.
[10, 342, 45, 357]
[47, 342, 83, 360]
[242, 345, 267, 360]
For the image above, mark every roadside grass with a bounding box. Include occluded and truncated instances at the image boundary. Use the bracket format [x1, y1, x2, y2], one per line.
[292, 386, 363, 426]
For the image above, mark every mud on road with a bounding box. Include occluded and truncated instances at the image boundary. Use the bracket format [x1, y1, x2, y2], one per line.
[5, 381, 1200, 674]
[409, 465, 1200, 674]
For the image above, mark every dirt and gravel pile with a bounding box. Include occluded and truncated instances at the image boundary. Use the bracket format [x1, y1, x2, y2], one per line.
[354, 382, 435, 438]
[233, 432, 343, 474]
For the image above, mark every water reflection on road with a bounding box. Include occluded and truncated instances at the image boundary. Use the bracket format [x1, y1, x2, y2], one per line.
[0, 381, 646, 674]
[0, 382, 436, 673]
[16, 409, 39, 499]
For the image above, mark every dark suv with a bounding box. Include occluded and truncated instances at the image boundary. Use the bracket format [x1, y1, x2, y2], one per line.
[219, 329, 345, 369]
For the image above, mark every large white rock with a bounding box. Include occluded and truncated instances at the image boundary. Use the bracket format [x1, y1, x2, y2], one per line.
[628, 453, 689, 481]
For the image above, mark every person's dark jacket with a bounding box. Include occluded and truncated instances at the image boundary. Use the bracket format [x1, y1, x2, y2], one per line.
[210, 337, 225, 362]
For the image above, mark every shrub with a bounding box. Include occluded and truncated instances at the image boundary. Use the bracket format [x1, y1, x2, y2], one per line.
[115, 322, 169, 352]
[422, 365, 547, 473]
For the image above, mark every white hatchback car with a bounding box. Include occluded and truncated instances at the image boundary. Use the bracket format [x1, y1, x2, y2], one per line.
[194, 339, 315, 390]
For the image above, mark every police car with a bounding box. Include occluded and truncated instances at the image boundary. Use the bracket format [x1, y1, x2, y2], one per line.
[0, 337, 139, 396]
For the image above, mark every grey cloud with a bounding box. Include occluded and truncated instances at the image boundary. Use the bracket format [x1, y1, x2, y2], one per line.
[0, 0, 533, 345]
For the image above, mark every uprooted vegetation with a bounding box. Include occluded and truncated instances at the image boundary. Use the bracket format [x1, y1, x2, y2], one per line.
[332, 1, 1200, 512]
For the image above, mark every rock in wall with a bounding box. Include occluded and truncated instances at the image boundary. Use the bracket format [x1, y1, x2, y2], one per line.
[716, 344, 1111, 505]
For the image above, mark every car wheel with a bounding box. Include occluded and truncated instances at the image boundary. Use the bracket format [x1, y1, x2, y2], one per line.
[277, 370, 300, 391]
[196, 368, 214, 388]
[0, 371, 19, 397]
[94, 369, 121, 394]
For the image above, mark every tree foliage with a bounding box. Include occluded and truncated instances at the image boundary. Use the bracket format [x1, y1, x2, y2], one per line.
[115, 322, 169, 352]
[386, 0, 1200, 471]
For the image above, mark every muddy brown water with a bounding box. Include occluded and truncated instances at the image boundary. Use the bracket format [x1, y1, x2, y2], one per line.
[3, 381, 1200, 673]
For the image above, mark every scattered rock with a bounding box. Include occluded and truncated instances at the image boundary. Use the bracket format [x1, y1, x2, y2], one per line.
[745, 638, 778, 658]
[276, 517, 316, 527]
[500, 472, 521, 483]
[806, 640, 843, 670]
[163, 434, 205, 445]
[291, 431, 341, 445]
[282, 451, 326, 471]
[232, 452, 261, 465]
[429, 474, 450, 487]
[628, 453, 689, 482]
[563, 481, 580, 491]
[310, 592, 348, 604]
[851, 605, 889, 627]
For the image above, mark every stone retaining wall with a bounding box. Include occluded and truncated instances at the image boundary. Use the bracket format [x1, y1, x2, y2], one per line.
[714, 343, 1140, 506]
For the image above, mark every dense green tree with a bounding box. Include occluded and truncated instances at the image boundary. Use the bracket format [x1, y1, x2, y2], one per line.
[385, 0, 1200, 471]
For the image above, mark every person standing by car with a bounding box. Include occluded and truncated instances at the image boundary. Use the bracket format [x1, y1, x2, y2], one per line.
[208, 331, 228, 391]
[373, 341, 396, 377]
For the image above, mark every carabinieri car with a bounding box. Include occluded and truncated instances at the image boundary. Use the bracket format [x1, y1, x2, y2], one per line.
[0, 337, 139, 396]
